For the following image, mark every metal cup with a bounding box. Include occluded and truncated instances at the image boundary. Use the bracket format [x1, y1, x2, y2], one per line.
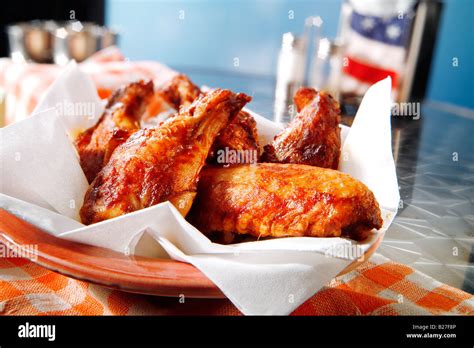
[6, 20, 119, 65]
[7, 20, 61, 63]
[54, 22, 119, 65]
[54, 22, 98, 65]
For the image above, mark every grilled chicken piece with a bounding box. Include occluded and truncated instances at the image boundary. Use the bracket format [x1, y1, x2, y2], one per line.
[159, 74, 202, 111]
[293, 87, 318, 112]
[189, 163, 383, 242]
[261, 88, 341, 169]
[142, 74, 202, 126]
[76, 80, 154, 183]
[143, 74, 259, 166]
[80, 89, 251, 225]
[207, 110, 260, 165]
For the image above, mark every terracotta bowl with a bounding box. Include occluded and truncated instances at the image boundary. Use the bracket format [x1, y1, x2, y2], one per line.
[0, 208, 382, 298]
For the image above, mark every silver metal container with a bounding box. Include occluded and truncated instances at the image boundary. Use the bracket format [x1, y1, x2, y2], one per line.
[7, 21, 62, 63]
[54, 22, 119, 65]
[6, 20, 119, 64]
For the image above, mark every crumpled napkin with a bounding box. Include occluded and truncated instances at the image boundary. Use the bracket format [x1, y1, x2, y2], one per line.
[0, 62, 399, 315]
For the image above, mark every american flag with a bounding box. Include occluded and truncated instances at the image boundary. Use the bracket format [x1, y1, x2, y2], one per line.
[340, 0, 416, 98]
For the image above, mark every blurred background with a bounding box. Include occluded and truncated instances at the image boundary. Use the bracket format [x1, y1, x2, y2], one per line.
[107, 0, 472, 109]
[0, 0, 473, 293]
[0, 0, 472, 112]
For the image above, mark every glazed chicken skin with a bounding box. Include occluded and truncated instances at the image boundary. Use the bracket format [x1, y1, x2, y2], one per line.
[75, 80, 154, 183]
[189, 163, 383, 242]
[80, 89, 251, 225]
[207, 110, 260, 164]
[142, 74, 260, 165]
[261, 87, 341, 169]
[159, 74, 202, 111]
[143, 74, 202, 124]
[293, 87, 318, 112]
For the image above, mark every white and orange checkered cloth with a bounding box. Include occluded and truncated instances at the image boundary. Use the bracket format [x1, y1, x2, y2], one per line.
[0, 252, 472, 315]
[0, 46, 176, 126]
[0, 48, 473, 315]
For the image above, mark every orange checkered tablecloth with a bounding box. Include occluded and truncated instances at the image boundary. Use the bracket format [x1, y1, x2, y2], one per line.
[0, 251, 472, 315]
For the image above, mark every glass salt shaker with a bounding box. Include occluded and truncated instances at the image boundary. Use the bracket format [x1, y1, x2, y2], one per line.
[273, 33, 306, 125]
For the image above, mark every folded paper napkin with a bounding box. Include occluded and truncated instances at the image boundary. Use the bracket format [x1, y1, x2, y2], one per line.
[0, 252, 472, 315]
[1, 59, 400, 315]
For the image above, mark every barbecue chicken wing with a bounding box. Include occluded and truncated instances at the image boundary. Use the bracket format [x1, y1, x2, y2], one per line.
[160, 74, 202, 111]
[142, 74, 260, 165]
[207, 110, 260, 164]
[80, 89, 251, 225]
[189, 163, 383, 242]
[293, 86, 318, 112]
[142, 74, 202, 126]
[261, 88, 341, 169]
[75, 80, 154, 183]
